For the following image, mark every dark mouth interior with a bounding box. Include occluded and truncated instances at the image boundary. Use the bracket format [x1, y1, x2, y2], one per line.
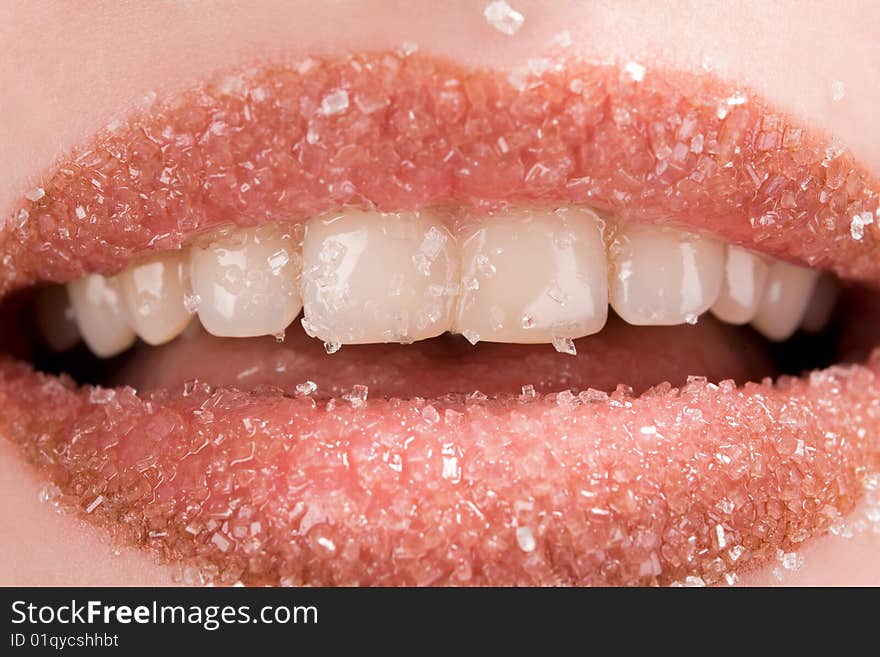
[2, 278, 876, 400]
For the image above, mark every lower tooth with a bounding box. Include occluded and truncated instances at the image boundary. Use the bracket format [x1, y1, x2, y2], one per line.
[301, 209, 458, 344]
[710, 245, 768, 325]
[455, 207, 608, 343]
[609, 223, 724, 325]
[750, 259, 819, 341]
[34, 285, 81, 352]
[68, 274, 136, 358]
[118, 251, 192, 346]
[190, 224, 303, 338]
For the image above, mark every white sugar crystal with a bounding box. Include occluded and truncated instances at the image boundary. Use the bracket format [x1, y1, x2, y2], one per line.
[183, 292, 201, 313]
[552, 30, 572, 48]
[780, 551, 804, 571]
[831, 79, 846, 103]
[521, 314, 535, 329]
[520, 384, 537, 400]
[324, 339, 342, 354]
[346, 384, 369, 408]
[462, 329, 480, 345]
[623, 61, 646, 82]
[320, 89, 350, 116]
[683, 575, 706, 587]
[685, 313, 699, 325]
[295, 380, 317, 396]
[516, 526, 536, 552]
[412, 226, 448, 275]
[728, 545, 745, 561]
[850, 211, 874, 240]
[483, 1, 524, 36]
[552, 335, 576, 355]
[25, 187, 45, 202]
[421, 405, 440, 424]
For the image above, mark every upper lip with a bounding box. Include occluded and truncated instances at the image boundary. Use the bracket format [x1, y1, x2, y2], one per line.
[1, 52, 878, 296]
[1, 51, 879, 586]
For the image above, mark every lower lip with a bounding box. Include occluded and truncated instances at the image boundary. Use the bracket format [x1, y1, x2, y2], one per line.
[2, 334, 879, 585]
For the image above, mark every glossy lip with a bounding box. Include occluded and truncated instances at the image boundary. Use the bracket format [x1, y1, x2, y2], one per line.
[1, 51, 880, 586]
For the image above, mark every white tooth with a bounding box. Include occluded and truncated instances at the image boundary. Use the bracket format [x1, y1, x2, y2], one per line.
[751, 259, 819, 341]
[455, 206, 607, 343]
[609, 223, 724, 325]
[34, 285, 80, 352]
[68, 274, 136, 358]
[710, 245, 769, 324]
[801, 274, 839, 333]
[119, 251, 193, 345]
[301, 209, 458, 344]
[190, 224, 303, 338]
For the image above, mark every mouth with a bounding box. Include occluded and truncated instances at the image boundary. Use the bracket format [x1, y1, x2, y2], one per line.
[1, 51, 879, 586]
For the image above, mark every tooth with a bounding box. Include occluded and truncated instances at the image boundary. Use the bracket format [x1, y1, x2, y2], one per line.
[301, 209, 458, 344]
[710, 245, 769, 324]
[68, 274, 136, 357]
[118, 251, 193, 345]
[34, 285, 80, 352]
[751, 259, 819, 341]
[190, 224, 303, 338]
[455, 207, 607, 343]
[801, 274, 839, 333]
[609, 223, 724, 325]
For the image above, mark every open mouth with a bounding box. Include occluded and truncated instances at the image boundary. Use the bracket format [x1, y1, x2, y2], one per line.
[1, 51, 879, 586]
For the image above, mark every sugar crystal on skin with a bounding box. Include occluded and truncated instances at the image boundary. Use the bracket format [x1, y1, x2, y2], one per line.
[483, 1, 524, 36]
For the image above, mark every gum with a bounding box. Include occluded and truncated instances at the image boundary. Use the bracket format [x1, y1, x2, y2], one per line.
[1, 352, 879, 586]
[1, 52, 878, 297]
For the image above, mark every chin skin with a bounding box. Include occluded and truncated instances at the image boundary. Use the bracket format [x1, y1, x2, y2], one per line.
[1, 0, 879, 586]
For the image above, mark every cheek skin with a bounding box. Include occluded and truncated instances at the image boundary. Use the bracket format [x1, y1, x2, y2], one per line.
[1, 0, 879, 585]
[0, 441, 176, 586]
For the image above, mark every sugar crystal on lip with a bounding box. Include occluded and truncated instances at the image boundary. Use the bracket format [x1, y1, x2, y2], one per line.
[516, 526, 536, 552]
[520, 384, 537, 401]
[295, 380, 317, 396]
[483, 1, 525, 36]
[623, 61, 646, 82]
[345, 384, 369, 408]
[850, 211, 874, 241]
[320, 89, 350, 116]
[24, 187, 45, 202]
[323, 339, 341, 354]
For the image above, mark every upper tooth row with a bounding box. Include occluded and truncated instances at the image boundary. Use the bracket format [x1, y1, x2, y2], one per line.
[41, 207, 826, 358]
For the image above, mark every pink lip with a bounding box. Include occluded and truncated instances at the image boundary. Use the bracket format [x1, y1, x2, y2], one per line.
[1, 51, 879, 586]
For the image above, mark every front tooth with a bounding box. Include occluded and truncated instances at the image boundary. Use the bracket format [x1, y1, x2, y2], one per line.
[751, 259, 819, 340]
[301, 209, 458, 344]
[119, 251, 193, 345]
[190, 224, 303, 338]
[609, 223, 724, 325]
[68, 274, 136, 357]
[710, 245, 769, 324]
[455, 207, 608, 343]
[35, 285, 81, 352]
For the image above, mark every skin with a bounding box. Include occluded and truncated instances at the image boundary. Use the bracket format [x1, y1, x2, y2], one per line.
[1, 0, 879, 586]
